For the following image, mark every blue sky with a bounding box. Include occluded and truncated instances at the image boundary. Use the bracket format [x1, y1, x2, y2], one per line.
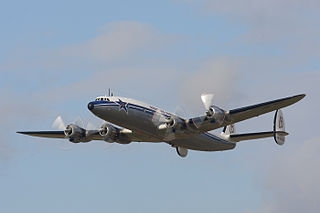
[0, 0, 319, 212]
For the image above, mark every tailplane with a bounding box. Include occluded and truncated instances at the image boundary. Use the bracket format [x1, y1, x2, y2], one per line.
[222, 109, 288, 144]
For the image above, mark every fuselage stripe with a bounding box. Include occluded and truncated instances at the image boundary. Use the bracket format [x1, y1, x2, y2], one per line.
[93, 101, 172, 119]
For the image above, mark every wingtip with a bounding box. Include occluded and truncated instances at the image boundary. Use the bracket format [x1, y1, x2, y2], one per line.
[17, 131, 27, 135]
[290, 94, 306, 102]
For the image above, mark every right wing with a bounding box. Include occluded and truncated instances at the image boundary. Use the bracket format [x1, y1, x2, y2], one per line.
[17, 131, 66, 139]
[17, 125, 161, 143]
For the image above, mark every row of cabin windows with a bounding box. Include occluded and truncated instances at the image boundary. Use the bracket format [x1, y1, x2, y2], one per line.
[96, 97, 110, 101]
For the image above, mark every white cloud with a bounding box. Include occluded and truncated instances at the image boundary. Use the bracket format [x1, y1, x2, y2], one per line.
[60, 21, 170, 63]
[181, 0, 320, 72]
[0, 90, 54, 162]
[236, 70, 320, 213]
[0, 21, 174, 72]
[258, 137, 320, 213]
[178, 58, 238, 114]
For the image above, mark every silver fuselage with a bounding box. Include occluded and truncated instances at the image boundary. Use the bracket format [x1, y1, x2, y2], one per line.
[88, 96, 236, 151]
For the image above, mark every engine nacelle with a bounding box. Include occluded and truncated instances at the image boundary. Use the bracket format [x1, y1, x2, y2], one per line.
[99, 123, 117, 142]
[158, 116, 187, 131]
[64, 124, 87, 143]
[206, 105, 226, 121]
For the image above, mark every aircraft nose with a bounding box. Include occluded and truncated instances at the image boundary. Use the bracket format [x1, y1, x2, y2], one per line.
[88, 102, 94, 111]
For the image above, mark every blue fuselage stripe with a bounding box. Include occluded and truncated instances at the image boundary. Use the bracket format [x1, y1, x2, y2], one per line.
[93, 101, 171, 118]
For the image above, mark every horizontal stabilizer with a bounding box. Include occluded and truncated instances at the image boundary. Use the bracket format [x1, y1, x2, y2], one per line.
[229, 131, 288, 142]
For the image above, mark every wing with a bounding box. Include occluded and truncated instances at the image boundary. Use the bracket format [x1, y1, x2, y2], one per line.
[189, 94, 305, 133]
[227, 94, 305, 124]
[17, 131, 66, 139]
[17, 128, 161, 143]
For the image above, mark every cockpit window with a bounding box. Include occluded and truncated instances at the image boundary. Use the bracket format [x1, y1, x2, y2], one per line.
[96, 97, 110, 101]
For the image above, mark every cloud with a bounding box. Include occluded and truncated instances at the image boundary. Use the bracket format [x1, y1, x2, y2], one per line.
[0, 21, 174, 74]
[236, 70, 320, 213]
[61, 21, 170, 63]
[0, 90, 52, 163]
[178, 58, 238, 114]
[257, 137, 320, 213]
[181, 0, 320, 73]
[183, 0, 319, 22]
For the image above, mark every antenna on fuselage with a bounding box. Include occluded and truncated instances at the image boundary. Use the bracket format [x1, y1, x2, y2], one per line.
[108, 88, 114, 97]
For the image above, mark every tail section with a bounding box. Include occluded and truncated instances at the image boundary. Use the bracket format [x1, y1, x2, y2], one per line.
[222, 110, 288, 144]
[223, 124, 235, 135]
[274, 109, 286, 145]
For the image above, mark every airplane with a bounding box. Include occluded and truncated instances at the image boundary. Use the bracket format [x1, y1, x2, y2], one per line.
[17, 93, 305, 158]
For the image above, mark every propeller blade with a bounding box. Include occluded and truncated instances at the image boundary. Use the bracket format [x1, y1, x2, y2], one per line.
[73, 116, 85, 128]
[174, 106, 187, 118]
[201, 94, 214, 110]
[52, 116, 66, 130]
[151, 109, 176, 141]
[152, 109, 169, 125]
[86, 122, 97, 130]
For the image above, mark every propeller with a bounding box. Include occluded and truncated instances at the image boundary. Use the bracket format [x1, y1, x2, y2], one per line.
[151, 109, 176, 141]
[73, 116, 85, 129]
[151, 106, 189, 141]
[201, 94, 214, 111]
[174, 106, 187, 118]
[52, 116, 66, 130]
[51, 115, 114, 149]
[51, 116, 72, 150]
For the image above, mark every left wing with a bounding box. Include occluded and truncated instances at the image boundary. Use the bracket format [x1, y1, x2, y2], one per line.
[189, 94, 305, 133]
[227, 94, 305, 124]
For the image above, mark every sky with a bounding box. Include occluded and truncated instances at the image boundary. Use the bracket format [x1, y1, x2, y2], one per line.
[0, 0, 319, 212]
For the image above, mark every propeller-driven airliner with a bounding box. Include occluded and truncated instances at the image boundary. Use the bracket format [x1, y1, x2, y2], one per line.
[17, 93, 305, 157]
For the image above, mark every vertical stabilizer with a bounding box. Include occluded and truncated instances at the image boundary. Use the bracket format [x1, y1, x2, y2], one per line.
[223, 124, 236, 135]
[274, 109, 286, 145]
